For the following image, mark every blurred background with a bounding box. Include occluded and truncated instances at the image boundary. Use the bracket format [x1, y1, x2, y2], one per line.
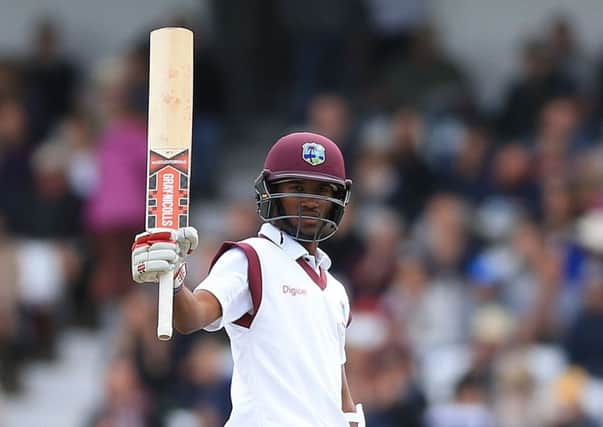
[2, 0, 603, 426]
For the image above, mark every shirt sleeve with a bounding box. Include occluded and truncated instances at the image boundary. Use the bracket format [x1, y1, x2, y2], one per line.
[194, 247, 253, 332]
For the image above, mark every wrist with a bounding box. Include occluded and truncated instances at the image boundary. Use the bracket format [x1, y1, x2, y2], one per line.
[344, 404, 365, 427]
[173, 263, 187, 289]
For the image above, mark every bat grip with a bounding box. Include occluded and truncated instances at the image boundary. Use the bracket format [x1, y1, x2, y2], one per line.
[157, 271, 174, 340]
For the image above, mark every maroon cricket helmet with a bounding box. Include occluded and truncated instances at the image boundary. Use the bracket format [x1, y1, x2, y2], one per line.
[254, 132, 352, 242]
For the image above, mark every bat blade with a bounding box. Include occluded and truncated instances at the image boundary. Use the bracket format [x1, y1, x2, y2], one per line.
[146, 27, 193, 341]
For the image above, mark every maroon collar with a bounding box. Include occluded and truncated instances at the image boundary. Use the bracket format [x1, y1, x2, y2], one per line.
[296, 258, 327, 290]
[260, 233, 327, 290]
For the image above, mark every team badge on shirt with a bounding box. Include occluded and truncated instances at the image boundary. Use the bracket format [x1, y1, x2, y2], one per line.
[302, 142, 326, 166]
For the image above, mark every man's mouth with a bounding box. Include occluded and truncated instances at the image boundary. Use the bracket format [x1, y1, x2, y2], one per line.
[300, 212, 320, 222]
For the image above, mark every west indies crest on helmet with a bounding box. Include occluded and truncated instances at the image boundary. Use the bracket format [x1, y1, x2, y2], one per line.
[255, 132, 352, 242]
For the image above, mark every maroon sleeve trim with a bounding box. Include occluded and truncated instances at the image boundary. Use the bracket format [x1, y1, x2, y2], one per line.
[346, 310, 352, 328]
[209, 241, 262, 328]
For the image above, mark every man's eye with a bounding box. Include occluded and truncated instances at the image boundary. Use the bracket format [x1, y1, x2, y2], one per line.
[320, 186, 335, 195]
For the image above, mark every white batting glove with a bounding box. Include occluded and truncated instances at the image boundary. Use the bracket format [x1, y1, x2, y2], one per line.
[344, 404, 365, 427]
[131, 227, 199, 291]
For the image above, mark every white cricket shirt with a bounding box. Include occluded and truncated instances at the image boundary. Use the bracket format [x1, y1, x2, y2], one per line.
[195, 223, 351, 427]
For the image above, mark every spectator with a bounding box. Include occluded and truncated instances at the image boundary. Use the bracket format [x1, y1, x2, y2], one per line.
[492, 351, 544, 427]
[387, 107, 437, 223]
[498, 38, 576, 139]
[190, 28, 227, 198]
[366, 344, 426, 427]
[508, 220, 561, 342]
[365, 0, 428, 68]
[564, 264, 603, 379]
[546, 16, 594, 94]
[349, 206, 402, 300]
[117, 289, 172, 405]
[88, 356, 159, 427]
[534, 97, 586, 184]
[0, 95, 34, 217]
[305, 93, 358, 173]
[543, 367, 600, 427]
[0, 218, 23, 393]
[426, 372, 495, 427]
[485, 142, 541, 216]
[276, 0, 365, 121]
[23, 18, 80, 144]
[174, 338, 232, 426]
[84, 56, 147, 302]
[388, 255, 468, 357]
[6, 139, 82, 238]
[352, 122, 399, 205]
[378, 25, 469, 114]
[572, 148, 603, 212]
[467, 304, 515, 380]
[435, 119, 493, 203]
[60, 111, 99, 199]
[414, 193, 472, 275]
[540, 176, 578, 245]
[6, 140, 84, 359]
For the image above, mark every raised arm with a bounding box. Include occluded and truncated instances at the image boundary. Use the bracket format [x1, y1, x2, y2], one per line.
[132, 227, 221, 334]
[173, 288, 222, 334]
[132, 227, 252, 336]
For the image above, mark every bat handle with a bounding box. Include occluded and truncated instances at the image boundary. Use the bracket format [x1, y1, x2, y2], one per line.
[157, 271, 174, 341]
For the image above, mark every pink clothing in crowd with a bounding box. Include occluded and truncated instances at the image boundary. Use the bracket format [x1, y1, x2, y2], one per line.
[85, 118, 147, 232]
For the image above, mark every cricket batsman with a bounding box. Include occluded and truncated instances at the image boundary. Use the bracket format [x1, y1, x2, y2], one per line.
[131, 132, 364, 426]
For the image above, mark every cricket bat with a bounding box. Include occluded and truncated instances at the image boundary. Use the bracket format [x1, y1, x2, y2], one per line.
[146, 27, 193, 341]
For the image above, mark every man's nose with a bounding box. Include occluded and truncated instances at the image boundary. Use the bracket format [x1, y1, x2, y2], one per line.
[300, 197, 319, 209]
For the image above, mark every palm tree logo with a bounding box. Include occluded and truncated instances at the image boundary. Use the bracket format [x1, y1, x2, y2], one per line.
[302, 142, 326, 166]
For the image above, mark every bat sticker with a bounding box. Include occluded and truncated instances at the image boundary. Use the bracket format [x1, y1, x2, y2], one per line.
[147, 149, 190, 229]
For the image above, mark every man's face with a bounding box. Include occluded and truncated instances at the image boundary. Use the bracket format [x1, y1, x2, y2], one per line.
[275, 179, 336, 237]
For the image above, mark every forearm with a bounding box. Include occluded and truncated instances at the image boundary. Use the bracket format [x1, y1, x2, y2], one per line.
[342, 388, 356, 413]
[173, 288, 221, 334]
[341, 366, 359, 427]
[343, 397, 358, 427]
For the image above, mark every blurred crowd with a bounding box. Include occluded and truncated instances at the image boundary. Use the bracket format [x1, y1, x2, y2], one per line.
[3, 2, 603, 427]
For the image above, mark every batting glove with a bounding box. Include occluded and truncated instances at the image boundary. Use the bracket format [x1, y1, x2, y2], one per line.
[131, 227, 199, 291]
[344, 404, 365, 427]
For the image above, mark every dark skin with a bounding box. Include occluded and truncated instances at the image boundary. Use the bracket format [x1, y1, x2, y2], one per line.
[172, 179, 358, 424]
[274, 179, 336, 255]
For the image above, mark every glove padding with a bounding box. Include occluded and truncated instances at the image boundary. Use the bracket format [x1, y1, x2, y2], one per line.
[131, 227, 199, 289]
